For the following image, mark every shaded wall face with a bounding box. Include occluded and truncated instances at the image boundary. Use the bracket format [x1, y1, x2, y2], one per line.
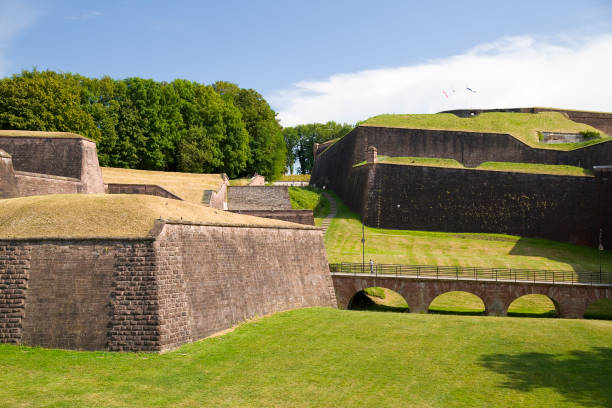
[15, 173, 80, 196]
[229, 210, 315, 226]
[0, 137, 84, 178]
[156, 225, 336, 350]
[367, 164, 603, 246]
[227, 186, 292, 210]
[18, 242, 115, 350]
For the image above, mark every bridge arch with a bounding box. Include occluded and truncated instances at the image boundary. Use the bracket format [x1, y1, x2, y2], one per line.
[507, 294, 559, 317]
[347, 287, 410, 312]
[428, 291, 486, 315]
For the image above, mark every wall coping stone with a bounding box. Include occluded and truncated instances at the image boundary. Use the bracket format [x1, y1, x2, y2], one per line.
[14, 170, 81, 182]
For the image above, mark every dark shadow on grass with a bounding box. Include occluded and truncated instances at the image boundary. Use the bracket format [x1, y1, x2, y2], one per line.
[509, 237, 612, 284]
[506, 311, 556, 318]
[428, 309, 485, 316]
[349, 291, 409, 313]
[479, 347, 612, 407]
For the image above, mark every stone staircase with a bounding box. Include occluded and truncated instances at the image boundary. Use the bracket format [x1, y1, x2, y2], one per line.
[320, 192, 337, 233]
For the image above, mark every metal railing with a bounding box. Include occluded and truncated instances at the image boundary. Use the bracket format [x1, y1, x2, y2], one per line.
[329, 262, 612, 286]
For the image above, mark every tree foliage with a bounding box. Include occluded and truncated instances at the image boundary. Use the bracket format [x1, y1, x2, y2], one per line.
[0, 70, 282, 179]
[282, 122, 353, 174]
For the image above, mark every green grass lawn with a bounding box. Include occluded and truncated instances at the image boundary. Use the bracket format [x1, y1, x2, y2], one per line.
[1, 308, 610, 407]
[279, 174, 311, 182]
[362, 111, 610, 150]
[288, 186, 330, 226]
[324, 191, 612, 272]
[358, 156, 593, 177]
[324, 192, 612, 317]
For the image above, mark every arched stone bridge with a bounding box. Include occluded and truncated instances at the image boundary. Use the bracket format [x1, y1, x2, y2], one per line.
[331, 274, 612, 318]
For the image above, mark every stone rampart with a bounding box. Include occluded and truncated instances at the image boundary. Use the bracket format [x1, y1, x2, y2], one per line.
[202, 173, 229, 209]
[346, 163, 611, 247]
[443, 108, 612, 135]
[227, 186, 293, 210]
[106, 183, 182, 200]
[0, 136, 104, 194]
[0, 221, 335, 352]
[15, 171, 81, 196]
[229, 210, 315, 225]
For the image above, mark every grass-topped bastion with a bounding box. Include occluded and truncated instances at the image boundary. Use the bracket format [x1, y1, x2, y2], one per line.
[0, 194, 334, 352]
[101, 167, 225, 204]
[361, 111, 609, 150]
[354, 156, 594, 176]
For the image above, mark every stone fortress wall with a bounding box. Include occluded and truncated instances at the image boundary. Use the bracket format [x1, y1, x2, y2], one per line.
[0, 221, 335, 352]
[310, 109, 612, 247]
[0, 134, 105, 197]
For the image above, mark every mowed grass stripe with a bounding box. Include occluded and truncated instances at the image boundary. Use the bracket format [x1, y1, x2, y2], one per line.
[0, 308, 610, 407]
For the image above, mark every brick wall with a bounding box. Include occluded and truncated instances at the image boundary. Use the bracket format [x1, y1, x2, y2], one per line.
[0, 222, 336, 352]
[108, 241, 160, 352]
[22, 241, 116, 350]
[0, 243, 30, 344]
[155, 223, 336, 348]
[229, 210, 315, 225]
[227, 186, 293, 210]
[15, 172, 81, 196]
[0, 137, 84, 179]
[352, 163, 610, 246]
[0, 137, 105, 195]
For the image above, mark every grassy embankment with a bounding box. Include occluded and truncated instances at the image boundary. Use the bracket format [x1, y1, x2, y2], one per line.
[0, 194, 307, 239]
[0, 308, 610, 407]
[279, 174, 311, 182]
[288, 186, 330, 227]
[101, 167, 223, 203]
[362, 111, 610, 150]
[359, 156, 593, 177]
[323, 191, 612, 318]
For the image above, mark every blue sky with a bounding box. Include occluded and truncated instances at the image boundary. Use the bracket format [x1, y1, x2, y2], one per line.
[1, 0, 611, 125]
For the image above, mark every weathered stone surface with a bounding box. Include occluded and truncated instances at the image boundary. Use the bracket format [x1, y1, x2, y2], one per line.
[332, 275, 612, 318]
[0, 151, 18, 198]
[310, 125, 612, 247]
[229, 210, 315, 225]
[228, 186, 292, 210]
[0, 222, 335, 352]
[0, 136, 104, 196]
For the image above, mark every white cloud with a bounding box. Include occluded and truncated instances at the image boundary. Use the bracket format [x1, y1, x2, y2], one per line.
[64, 10, 103, 21]
[0, 2, 39, 76]
[270, 34, 612, 126]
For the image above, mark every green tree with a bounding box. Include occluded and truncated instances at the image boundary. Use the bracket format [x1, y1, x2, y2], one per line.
[0, 70, 99, 140]
[214, 81, 285, 180]
[284, 122, 353, 174]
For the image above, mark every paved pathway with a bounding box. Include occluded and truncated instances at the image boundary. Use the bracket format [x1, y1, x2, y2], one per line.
[320, 192, 337, 233]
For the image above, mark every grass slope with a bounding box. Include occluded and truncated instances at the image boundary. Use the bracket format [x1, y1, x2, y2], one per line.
[324, 192, 612, 271]
[101, 167, 223, 203]
[361, 156, 593, 177]
[0, 308, 610, 407]
[0, 194, 310, 239]
[362, 111, 609, 150]
[288, 187, 330, 226]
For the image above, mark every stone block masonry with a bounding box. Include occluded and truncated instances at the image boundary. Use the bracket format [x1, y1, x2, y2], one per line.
[227, 186, 293, 210]
[0, 135, 105, 195]
[0, 222, 336, 352]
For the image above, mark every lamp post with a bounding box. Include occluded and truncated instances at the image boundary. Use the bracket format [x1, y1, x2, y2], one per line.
[361, 216, 365, 274]
[599, 228, 603, 282]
